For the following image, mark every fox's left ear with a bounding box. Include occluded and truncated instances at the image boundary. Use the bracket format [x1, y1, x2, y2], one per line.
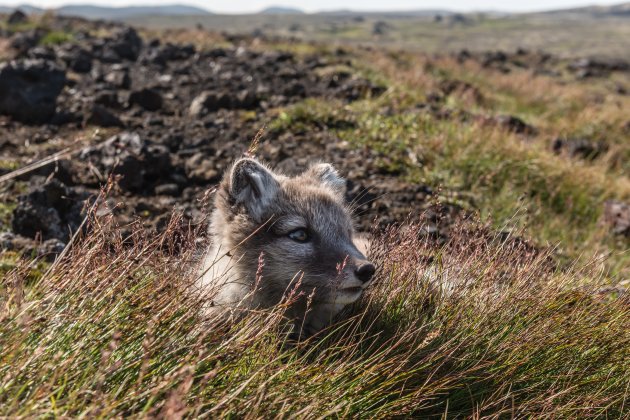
[227, 158, 280, 221]
[305, 163, 347, 197]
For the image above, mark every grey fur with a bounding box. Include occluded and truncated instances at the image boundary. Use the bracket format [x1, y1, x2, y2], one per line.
[198, 158, 375, 337]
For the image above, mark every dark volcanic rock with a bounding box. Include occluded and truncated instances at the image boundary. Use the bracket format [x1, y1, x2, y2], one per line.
[27, 45, 56, 60]
[0, 21, 398, 241]
[84, 132, 173, 192]
[336, 78, 385, 101]
[104, 64, 131, 89]
[569, 58, 630, 78]
[129, 88, 163, 111]
[84, 104, 124, 127]
[154, 183, 180, 196]
[38, 238, 67, 259]
[0, 59, 66, 124]
[189, 90, 258, 116]
[57, 44, 92, 73]
[189, 91, 224, 116]
[0, 231, 68, 261]
[7, 9, 28, 24]
[552, 137, 608, 160]
[184, 152, 220, 183]
[144, 42, 196, 66]
[12, 179, 86, 242]
[107, 27, 143, 62]
[233, 89, 259, 108]
[494, 115, 537, 135]
[94, 90, 121, 108]
[9, 29, 44, 56]
[482, 51, 508, 66]
[372, 21, 390, 35]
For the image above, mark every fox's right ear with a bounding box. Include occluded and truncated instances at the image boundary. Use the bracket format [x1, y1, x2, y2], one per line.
[226, 158, 279, 220]
[305, 163, 346, 197]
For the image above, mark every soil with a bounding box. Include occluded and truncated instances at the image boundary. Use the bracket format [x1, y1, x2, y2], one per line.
[2, 15, 627, 259]
[0, 17, 462, 258]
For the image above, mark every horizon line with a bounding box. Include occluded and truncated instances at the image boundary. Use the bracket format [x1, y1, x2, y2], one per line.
[0, 1, 624, 15]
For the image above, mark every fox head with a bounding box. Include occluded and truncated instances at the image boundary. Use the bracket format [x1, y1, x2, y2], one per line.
[209, 157, 375, 336]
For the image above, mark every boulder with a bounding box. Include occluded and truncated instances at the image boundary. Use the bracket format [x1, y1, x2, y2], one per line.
[189, 91, 228, 116]
[184, 152, 220, 183]
[27, 46, 56, 60]
[57, 45, 92, 73]
[100, 27, 143, 62]
[84, 104, 124, 127]
[144, 42, 196, 65]
[94, 90, 121, 108]
[569, 58, 630, 78]
[104, 65, 131, 89]
[11, 179, 85, 242]
[0, 59, 66, 124]
[85, 132, 172, 192]
[9, 29, 44, 56]
[129, 88, 163, 111]
[7, 9, 28, 24]
[494, 115, 537, 135]
[552, 137, 608, 160]
[189, 90, 257, 116]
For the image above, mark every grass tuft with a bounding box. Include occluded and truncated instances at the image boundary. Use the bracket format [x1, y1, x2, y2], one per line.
[0, 210, 627, 417]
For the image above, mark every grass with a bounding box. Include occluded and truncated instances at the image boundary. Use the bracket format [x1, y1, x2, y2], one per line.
[0, 12, 75, 46]
[39, 30, 73, 46]
[266, 47, 630, 279]
[0, 213, 627, 417]
[1, 21, 630, 417]
[127, 12, 630, 58]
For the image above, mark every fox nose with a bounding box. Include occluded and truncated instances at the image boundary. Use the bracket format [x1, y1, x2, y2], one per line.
[355, 262, 376, 283]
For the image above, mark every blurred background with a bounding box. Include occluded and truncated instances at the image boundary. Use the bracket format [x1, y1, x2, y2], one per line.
[0, 1, 629, 276]
[1, 1, 630, 56]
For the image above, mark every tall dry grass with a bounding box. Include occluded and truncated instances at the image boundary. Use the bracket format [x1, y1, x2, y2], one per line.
[1, 204, 627, 417]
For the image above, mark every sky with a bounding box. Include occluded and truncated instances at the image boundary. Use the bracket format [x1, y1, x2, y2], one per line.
[1, 0, 625, 13]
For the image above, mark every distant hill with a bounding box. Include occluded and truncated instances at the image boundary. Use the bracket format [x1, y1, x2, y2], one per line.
[1, 1, 629, 21]
[0, 4, 44, 14]
[55, 4, 212, 19]
[0, 3, 212, 19]
[259, 6, 304, 14]
[537, 2, 630, 16]
[316, 9, 453, 17]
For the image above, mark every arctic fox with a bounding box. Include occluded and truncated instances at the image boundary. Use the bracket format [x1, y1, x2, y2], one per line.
[198, 157, 375, 337]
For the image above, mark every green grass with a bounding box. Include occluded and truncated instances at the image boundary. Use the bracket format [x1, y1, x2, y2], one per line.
[0, 219, 627, 417]
[2, 22, 630, 418]
[0, 202, 15, 230]
[39, 30, 73, 46]
[267, 48, 630, 278]
[127, 12, 630, 58]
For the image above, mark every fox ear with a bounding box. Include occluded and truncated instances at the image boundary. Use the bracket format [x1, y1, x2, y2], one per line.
[227, 158, 279, 220]
[305, 163, 346, 197]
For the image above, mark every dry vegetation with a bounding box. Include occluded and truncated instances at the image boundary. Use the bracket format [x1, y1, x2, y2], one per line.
[128, 12, 630, 58]
[1, 206, 628, 417]
[1, 14, 630, 417]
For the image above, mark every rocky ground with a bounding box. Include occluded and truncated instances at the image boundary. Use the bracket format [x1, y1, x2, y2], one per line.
[0, 12, 440, 259]
[1, 11, 629, 266]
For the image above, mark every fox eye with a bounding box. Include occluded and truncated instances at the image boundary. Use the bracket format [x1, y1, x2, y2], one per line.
[288, 228, 309, 243]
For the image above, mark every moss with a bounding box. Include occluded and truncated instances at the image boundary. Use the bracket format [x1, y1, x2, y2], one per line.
[0, 160, 19, 172]
[0, 202, 15, 231]
[39, 30, 73, 46]
[0, 251, 48, 285]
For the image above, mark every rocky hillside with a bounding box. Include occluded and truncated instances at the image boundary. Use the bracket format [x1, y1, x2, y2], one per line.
[0, 10, 629, 282]
[0, 10, 629, 418]
[0, 11, 405, 256]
